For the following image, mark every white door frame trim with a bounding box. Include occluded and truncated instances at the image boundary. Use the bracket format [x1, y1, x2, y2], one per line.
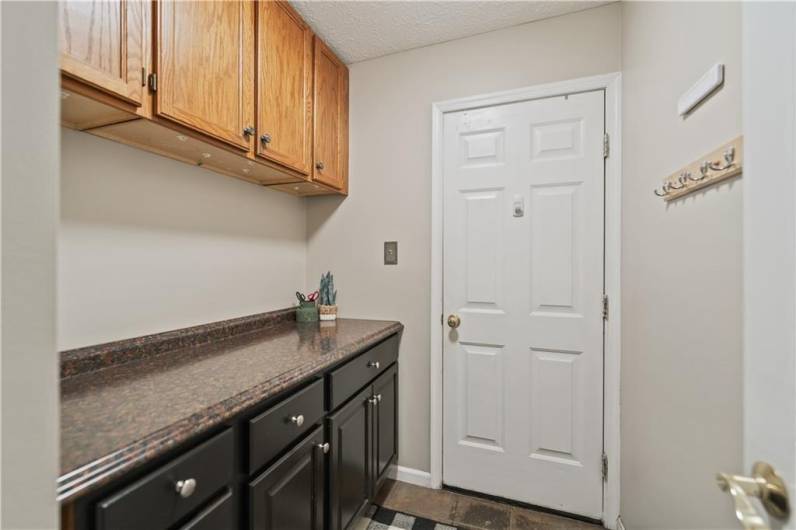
[429, 72, 622, 529]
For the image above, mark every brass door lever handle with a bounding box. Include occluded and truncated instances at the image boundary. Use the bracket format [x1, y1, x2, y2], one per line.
[717, 462, 790, 530]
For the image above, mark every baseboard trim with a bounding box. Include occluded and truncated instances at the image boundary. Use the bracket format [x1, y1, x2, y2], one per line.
[387, 465, 433, 488]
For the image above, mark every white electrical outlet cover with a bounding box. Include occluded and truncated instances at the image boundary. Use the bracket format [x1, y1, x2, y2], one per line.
[678, 63, 724, 116]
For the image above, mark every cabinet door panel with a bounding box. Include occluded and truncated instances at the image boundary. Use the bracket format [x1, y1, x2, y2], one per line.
[328, 387, 372, 530]
[312, 38, 348, 190]
[374, 365, 398, 487]
[256, 1, 312, 174]
[250, 427, 325, 530]
[157, 0, 254, 150]
[60, 0, 145, 105]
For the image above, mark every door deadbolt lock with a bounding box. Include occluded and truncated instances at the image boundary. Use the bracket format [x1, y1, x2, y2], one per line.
[447, 315, 461, 329]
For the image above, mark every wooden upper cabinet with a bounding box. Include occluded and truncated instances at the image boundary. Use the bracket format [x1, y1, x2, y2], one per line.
[156, 0, 255, 150]
[60, 0, 146, 106]
[312, 37, 349, 191]
[256, 1, 313, 175]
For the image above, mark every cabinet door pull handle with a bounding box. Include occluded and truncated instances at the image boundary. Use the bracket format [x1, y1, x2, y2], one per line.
[315, 161, 325, 171]
[317, 442, 330, 454]
[175, 478, 196, 498]
[368, 396, 378, 405]
[367, 361, 380, 369]
[376, 394, 382, 403]
[243, 127, 256, 137]
[260, 134, 272, 144]
[290, 414, 305, 427]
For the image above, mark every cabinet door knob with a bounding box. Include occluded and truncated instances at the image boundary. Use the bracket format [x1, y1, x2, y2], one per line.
[175, 478, 196, 498]
[367, 361, 380, 369]
[243, 127, 256, 136]
[376, 394, 382, 403]
[290, 414, 305, 427]
[260, 134, 272, 144]
[317, 442, 330, 454]
[315, 161, 325, 170]
[368, 396, 378, 405]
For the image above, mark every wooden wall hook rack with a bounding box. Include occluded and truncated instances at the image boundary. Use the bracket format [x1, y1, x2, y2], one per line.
[654, 136, 743, 201]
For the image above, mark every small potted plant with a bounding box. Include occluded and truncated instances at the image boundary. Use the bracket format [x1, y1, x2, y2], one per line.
[318, 271, 338, 321]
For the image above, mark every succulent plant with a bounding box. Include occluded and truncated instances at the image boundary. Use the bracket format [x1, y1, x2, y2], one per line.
[319, 271, 337, 306]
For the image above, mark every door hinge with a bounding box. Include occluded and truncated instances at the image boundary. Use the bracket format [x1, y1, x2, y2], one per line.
[602, 294, 609, 321]
[141, 67, 146, 87]
[603, 133, 610, 158]
[148, 73, 158, 92]
[602, 452, 608, 482]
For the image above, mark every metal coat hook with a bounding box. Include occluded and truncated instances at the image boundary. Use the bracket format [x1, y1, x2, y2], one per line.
[654, 183, 670, 197]
[668, 178, 685, 190]
[709, 146, 736, 171]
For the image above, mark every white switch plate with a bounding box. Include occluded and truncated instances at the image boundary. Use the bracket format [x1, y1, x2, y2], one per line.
[678, 63, 724, 116]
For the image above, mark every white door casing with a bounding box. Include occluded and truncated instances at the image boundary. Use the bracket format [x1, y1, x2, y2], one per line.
[442, 90, 605, 518]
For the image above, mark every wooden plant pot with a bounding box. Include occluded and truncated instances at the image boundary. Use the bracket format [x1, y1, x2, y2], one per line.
[319, 304, 338, 321]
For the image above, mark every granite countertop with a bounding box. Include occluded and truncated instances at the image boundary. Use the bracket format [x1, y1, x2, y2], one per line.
[58, 315, 403, 503]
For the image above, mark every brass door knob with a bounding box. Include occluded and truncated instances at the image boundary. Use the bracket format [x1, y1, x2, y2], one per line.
[447, 315, 461, 329]
[717, 461, 790, 526]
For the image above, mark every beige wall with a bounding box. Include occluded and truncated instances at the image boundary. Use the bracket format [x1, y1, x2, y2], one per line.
[620, 3, 742, 529]
[2, 1, 60, 528]
[59, 129, 307, 350]
[306, 3, 622, 472]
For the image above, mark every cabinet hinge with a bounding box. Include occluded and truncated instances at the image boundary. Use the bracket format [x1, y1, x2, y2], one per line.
[602, 452, 608, 482]
[603, 133, 610, 159]
[148, 73, 158, 92]
[602, 294, 609, 321]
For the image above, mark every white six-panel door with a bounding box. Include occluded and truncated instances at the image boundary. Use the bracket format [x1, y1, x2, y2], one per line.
[442, 90, 605, 518]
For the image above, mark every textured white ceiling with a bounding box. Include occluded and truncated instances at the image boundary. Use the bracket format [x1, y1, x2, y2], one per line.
[290, 1, 609, 64]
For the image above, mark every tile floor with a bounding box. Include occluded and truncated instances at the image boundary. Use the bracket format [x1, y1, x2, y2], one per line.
[372, 480, 603, 530]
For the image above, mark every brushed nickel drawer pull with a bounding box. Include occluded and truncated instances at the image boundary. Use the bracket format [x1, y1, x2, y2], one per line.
[175, 478, 196, 498]
[367, 361, 380, 369]
[290, 414, 305, 427]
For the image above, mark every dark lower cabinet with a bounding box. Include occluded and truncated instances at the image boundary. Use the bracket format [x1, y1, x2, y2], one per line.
[327, 386, 374, 530]
[373, 365, 398, 489]
[328, 364, 399, 530]
[66, 333, 401, 530]
[250, 426, 326, 530]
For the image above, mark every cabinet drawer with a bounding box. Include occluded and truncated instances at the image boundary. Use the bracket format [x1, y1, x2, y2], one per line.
[96, 429, 234, 530]
[178, 489, 234, 530]
[249, 378, 325, 474]
[328, 334, 399, 411]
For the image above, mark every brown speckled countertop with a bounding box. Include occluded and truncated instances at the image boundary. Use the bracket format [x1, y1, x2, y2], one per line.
[58, 316, 402, 503]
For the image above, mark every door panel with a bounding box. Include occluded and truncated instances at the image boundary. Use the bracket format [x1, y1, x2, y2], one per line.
[327, 387, 372, 530]
[374, 365, 398, 485]
[157, 0, 254, 149]
[256, 1, 313, 174]
[313, 38, 348, 190]
[60, 0, 145, 105]
[249, 427, 324, 530]
[442, 91, 605, 518]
